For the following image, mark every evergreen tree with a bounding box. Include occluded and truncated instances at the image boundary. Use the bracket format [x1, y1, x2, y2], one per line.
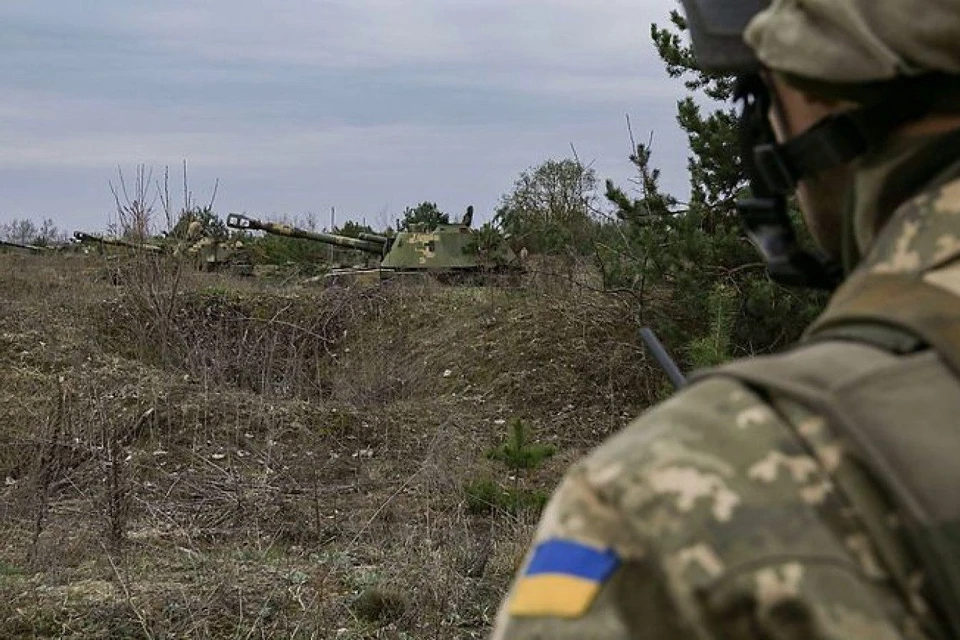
[170, 206, 227, 240]
[335, 220, 375, 238]
[399, 202, 449, 231]
[602, 10, 826, 364]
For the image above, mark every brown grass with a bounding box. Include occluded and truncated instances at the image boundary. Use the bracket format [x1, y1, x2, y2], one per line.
[0, 251, 660, 638]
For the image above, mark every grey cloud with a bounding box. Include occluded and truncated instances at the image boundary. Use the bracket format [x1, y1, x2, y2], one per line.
[0, 0, 691, 231]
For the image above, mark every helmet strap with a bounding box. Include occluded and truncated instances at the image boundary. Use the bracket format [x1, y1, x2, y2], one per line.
[733, 74, 940, 290]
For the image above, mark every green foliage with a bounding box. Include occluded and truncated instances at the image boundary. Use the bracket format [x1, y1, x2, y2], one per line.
[685, 283, 735, 368]
[487, 419, 556, 470]
[464, 222, 512, 264]
[399, 202, 449, 231]
[351, 587, 408, 624]
[599, 10, 826, 362]
[463, 478, 549, 516]
[464, 478, 501, 514]
[465, 419, 554, 516]
[335, 220, 375, 238]
[495, 158, 599, 255]
[170, 205, 227, 240]
[248, 235, 330, 268]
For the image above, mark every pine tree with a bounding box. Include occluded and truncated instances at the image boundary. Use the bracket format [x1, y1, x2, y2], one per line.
[602, 10, 826, 363]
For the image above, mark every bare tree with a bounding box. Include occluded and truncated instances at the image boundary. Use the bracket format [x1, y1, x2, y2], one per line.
[109, 165, 157, 241]
[37, 218, 66, 245]
[5, 218, 39, 244]
[158, 160, 220, 236]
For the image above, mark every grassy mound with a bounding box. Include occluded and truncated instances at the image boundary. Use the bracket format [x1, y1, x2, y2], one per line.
[0, 252, 661, 638]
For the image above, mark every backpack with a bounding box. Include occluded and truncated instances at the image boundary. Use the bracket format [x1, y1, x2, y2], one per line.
[695, 269, 960, 639]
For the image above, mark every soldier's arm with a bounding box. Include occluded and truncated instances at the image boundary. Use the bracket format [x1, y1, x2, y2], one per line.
[491, 377, 919, 640]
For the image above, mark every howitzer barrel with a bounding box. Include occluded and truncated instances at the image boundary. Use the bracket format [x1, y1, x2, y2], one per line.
[73, 231, 163, 253]
[358, 232, 389, 245]
[226, 213, 384, 255]
[0, 239, 44, 253]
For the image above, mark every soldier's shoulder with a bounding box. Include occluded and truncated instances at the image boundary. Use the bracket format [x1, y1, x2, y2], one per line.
[866, 174, 960, 275]
[583, 374, 784, 477]
[499, 370, 919, 638]
[565, 371, 842, 557]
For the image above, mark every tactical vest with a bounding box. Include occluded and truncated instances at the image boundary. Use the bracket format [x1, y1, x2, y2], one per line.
[695, 269, 960, 639]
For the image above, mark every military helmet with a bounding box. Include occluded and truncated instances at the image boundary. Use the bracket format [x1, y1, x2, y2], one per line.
[678, 0, 767, 74]
[679, 0, 960, 291]
[681, 0, 960, 84]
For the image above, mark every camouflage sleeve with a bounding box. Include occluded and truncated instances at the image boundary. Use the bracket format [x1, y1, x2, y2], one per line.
[491, 377, 923, 640]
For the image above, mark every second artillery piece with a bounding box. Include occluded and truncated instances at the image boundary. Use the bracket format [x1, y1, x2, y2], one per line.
[226, 207, 521, 286]
[73, 231, 253, 276]
[73, 231, 164, 254]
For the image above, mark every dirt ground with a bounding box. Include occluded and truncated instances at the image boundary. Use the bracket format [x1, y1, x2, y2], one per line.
[0, 251, 661, 639]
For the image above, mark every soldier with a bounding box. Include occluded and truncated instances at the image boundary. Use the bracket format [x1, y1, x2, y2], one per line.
[492, 1, 960, 639]
[186, 219, 204, 240]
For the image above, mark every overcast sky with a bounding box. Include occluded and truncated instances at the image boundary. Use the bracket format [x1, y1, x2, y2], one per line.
[1, 0, 687, 233]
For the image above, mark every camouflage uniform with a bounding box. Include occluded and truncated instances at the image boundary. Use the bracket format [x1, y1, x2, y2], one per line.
[492, 145, 960, 640]
[491, 0, 960, 634]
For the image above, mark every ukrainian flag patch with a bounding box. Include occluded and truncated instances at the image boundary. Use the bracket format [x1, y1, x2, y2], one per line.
[508, 539, 620, 618]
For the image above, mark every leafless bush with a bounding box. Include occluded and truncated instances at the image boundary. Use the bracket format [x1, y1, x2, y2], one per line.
[110, 164, 158, 241]
[158, 160, 219, 235]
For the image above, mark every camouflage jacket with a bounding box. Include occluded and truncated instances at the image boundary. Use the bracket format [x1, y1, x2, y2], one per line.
[491, 169, 960, 637]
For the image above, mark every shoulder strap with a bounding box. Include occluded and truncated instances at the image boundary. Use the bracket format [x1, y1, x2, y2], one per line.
[693, 270, 960, 638]
[805, 271, 960, 377]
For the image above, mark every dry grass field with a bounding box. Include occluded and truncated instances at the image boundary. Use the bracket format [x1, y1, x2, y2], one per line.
[0, 251, 662, 638]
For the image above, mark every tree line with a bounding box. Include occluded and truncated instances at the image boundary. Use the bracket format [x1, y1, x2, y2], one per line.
[0, 218, 68, 246]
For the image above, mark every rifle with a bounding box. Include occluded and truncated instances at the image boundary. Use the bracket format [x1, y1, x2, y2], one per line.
[639, 327, 686, 390]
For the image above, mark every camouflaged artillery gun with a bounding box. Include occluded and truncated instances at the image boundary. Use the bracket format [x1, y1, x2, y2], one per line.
[227, 207, 521, 286]
[226, 213, 385, 284]
[73, 230, 251, 275]
[73, 231, 164, 254]
[72, 231, 166, 284]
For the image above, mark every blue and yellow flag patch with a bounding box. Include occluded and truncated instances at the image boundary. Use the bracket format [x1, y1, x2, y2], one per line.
[508, 539, 620, 618]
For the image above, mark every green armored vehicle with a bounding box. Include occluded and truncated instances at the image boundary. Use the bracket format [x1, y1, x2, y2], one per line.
[226, 207, 520, 285]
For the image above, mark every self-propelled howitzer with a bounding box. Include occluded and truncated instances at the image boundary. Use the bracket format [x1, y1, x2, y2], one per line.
[226, 214, 386, 256]
[228, 207, 522, 286]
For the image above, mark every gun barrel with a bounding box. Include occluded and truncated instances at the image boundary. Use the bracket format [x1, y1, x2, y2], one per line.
[227, 213, 384, 255]
[73, 231, 163, 253]
[639, 327, 686, 390]
[358, 232, 389, 245]
[0, 239, 44, 253]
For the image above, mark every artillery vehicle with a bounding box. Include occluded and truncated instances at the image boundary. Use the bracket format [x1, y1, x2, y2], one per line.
[73, 231, 252, 275]
[185, 237, 254, 276]
[227, 208, 520, 286]
[73, 231, 164, 254]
